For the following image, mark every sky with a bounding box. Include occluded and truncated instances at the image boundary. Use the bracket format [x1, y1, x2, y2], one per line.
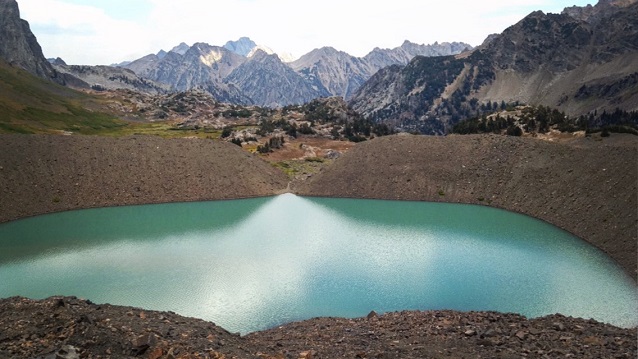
[18, 0, 596, 65]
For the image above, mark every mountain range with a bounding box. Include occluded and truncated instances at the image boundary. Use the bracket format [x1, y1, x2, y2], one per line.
[115, 38, 471, 107]
[1, 0, 636, 135]
[349, 0, 638, 133]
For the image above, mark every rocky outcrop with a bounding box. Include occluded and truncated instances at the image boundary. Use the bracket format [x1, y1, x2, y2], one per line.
[350, 0, 638, 134]
[0, 296, 635, 358]
[0, 0, 55, 79]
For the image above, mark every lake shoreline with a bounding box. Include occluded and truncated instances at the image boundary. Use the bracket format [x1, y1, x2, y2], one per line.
[4, 195, 633, 334]
[1, 133, 635, 277]
[0, 133, 636, 358]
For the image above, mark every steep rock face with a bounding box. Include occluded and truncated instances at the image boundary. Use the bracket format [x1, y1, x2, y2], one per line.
[479, 0, 638, 114]
[290, 42, 472, 101]
[350, 0, 638, 134]
[126, 43, 251, 104]
[290, 47, 372, 99]
[0, 0, 56, 80]
[484, 11, 593, 73]
[347, 65, 406, 127]
[225, 50, 324, 107]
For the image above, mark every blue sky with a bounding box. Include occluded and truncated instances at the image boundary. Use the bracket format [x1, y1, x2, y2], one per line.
[18, 0, 596, 65]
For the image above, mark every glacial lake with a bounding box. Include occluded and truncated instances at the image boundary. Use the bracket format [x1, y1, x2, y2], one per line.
[0, 194, 636, 333]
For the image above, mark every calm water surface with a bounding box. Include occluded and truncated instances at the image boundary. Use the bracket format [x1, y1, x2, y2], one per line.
[0, 194, 636, 333]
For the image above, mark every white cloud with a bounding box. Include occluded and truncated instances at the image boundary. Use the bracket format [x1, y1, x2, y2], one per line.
[19, 0, 152, 64]
[18, 0, 593, 65]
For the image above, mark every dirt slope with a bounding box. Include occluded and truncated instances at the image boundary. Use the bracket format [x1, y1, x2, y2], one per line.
[296, 133, 638, 277]
[0, 134, 289, 223]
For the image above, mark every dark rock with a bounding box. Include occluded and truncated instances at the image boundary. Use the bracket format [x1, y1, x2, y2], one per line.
[131, 333, 157, 356]
[553, 322, 566, 331]
[53, 298, 65, 308]
[0, 0, 56, 79]
[77, 314, 93, 324]
[477, 338, 494, 347]
[482, 328, 497, 337]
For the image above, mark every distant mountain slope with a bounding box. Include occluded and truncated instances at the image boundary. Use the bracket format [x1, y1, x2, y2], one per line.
[363, 41, 471, 72]
[122, 38, 471, 107]
[289, 47, 373, 100]
[349, 0, 638, 134]
[126, 43, 251, 104]
[52, 63, 169, 94]
[225, 50, 326, 107]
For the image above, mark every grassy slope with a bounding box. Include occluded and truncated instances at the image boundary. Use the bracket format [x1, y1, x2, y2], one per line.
[0, 61, 224, 138]
[0, 61, 128, 134]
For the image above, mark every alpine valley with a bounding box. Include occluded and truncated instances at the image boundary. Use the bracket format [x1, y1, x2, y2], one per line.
[0, 0, 637, 358]
[3, 0, 636, 135]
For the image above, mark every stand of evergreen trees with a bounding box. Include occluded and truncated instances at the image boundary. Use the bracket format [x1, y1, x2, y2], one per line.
[452, 105, 638, 136]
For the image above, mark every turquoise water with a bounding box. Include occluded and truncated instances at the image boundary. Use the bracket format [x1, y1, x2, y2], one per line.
[0, 194, 636, 333]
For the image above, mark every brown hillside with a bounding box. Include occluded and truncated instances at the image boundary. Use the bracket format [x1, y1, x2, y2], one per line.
[296, 134, 638, 277]
[0, 134, 289, 223]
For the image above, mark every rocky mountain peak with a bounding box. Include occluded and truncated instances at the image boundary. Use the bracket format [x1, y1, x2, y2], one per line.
[563, 0, 637, 22]
[51, 57, 66, 66]
[0, 0, 56, 79]
[169, 42, 190, 55]
[602, 0, 637, 5]
[224, 37, 257, 56]
[247, 45, 275, 58]
[294, 47, 345, 65]
[247, 49, 275, 62]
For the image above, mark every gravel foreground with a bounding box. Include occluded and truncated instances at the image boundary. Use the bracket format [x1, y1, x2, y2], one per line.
[0, 133, 636, 358]
[0, 296, 635, 359]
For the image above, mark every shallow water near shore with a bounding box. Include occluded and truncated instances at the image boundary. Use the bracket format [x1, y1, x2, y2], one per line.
[0, 194, 636, 333]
